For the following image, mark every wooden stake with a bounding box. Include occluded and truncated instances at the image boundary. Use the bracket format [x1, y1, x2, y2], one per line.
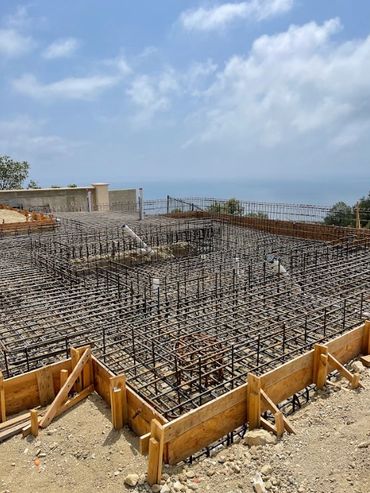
[247, 373, 261, 430]
[147, 419, 164, 486]
[30, 409, 38, 437]
[363, 320, 370, 355]
[313, 344, 328, 389]
[0, 371, 6, 423]
[274, 411, 284, 438]
[111, 388, 123, 430]
[110, 375, 128, 425]
[70, 348, 82, 392]
[60, 369, 68, 388]
[147, 437, 160, 485]
[40, 347, 91, 429]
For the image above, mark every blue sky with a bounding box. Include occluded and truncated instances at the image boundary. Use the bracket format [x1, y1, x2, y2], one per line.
[0, 1, 370, 200]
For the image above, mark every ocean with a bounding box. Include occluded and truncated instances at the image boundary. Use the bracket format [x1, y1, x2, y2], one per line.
[109, 178, 369, 206]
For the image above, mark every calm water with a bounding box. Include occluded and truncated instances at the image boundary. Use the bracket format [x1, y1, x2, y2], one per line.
[109, 178, 369, 206]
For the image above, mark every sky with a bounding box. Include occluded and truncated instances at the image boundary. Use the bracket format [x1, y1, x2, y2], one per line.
[0, 0, 370, 202]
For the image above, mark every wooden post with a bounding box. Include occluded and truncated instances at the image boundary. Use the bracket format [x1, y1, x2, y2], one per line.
[60, 369, 68, 388]
[71, 348, 82, 392]
[111, 388, 123, 430]
[147, 419, 164, 486]
[313, 344, 328, 389]
[247, 373, 261, 430]
[0, 371, 6, 423]
[30, 409, 38, 437]
[363, 321, 370, 355]
[274, 411, 284, 438]
[110, 375, 128, 425]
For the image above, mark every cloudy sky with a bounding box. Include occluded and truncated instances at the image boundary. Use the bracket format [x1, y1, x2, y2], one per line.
[0, 1, 369, 200]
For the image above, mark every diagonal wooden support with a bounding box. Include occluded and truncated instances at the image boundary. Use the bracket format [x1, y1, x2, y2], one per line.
[260, 388, 296, 436]
[327, 353, 363, 389]
[39, 347, 91, 429]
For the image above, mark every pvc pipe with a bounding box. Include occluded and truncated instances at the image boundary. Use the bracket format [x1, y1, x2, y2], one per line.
[122, 224, 152, 254]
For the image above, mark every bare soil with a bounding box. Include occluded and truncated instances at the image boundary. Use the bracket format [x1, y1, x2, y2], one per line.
[0, 361, 369, 493]
[0, 210, 27, 224]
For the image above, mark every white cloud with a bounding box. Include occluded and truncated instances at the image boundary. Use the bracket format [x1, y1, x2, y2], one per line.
[43, 38, 79, 59]
[184, 17, 370, 160]
[0, 28, 35, 57]
[0, 116, 79, 158]
[180, 0, 293, 31]
[103, 55, 132, 76]
[126, 61, 217, 126]
[127, 71, 179, 126]
[13, 73, 120, 100]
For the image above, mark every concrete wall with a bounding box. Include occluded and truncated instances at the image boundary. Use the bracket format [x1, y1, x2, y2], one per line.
[0, 185, 137, 213]
[109, 189, 137, 212]
[0, 187, 92, 212]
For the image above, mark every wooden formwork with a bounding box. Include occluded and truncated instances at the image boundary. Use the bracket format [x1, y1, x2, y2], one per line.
[0, 322, 369, 485]
[168, 211, 370, 243]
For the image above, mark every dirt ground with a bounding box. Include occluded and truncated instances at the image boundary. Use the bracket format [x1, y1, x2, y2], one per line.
[0, 210, 27, 224]
[0, 360, 369, 493]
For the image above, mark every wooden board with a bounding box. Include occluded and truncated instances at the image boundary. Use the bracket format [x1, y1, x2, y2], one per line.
[36, 368, 55, 406]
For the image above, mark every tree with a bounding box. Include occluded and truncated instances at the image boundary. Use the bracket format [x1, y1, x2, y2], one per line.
[50, 185, 61, 188]
[324, 201, 354, 227]
[27, 180, 41, 189]
[245, 211, 268, 219]
[208, 198, 244, 216]
[0, 155, 29, 190]
[357, 191, 370, 228]
[68, 183, 78, 188]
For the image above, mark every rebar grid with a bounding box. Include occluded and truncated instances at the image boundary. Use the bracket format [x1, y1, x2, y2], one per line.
[1, 214, 370, 419]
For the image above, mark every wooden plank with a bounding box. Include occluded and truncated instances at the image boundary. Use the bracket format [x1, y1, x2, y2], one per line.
[40, 348, 91, 429]
[36, 368, 55, 406]
[261, 417, 275, 434]
[167, 396, 247, 464]
[0, 371, 6, 423]
[360, 354, 370, 367]
[363, 321, 370, 355]
[313, 345, 328, 389]
[0, 411, 33, 432]
[4, 359, 71, 416]
[0, 420, 30, 443]
[164, 383, 247, 444]
[247, 373, 261, 430]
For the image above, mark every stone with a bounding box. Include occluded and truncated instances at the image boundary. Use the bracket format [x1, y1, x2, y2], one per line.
[160, 485, 171, 493]
[151, 485, 161, 493]
[253, 472, 267, 493]
[350, 361, 364, 373]
[185, 470, 195, 479]
[173, 481, 183, 492]
[244, 430, 277, 447]
[261, 464, 272, 476]
[124, 473, 139, 487]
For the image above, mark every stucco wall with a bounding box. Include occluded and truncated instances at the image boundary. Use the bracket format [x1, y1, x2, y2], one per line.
[0, 187, 92, 212]
[109, 189, 137, 212]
